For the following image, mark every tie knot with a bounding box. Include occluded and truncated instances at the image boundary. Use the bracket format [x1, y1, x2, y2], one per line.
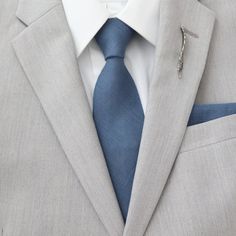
[95, 18, 135, 60]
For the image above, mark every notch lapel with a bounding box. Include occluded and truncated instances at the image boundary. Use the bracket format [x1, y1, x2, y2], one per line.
[12, 1, 124, 235]
[124, 0, 215, 235]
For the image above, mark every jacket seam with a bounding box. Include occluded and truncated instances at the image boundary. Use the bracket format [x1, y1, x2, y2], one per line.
[180, 136, 236, 154]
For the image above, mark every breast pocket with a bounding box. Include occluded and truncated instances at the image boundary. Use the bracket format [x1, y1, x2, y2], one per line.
[178, 114, 236, 207]
[164, 114, 236, 234]
[147, 114, 236, 236]
[182, 113, 236, 152]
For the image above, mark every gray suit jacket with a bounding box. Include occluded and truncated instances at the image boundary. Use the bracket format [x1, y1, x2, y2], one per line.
[0, 0, 236, 235]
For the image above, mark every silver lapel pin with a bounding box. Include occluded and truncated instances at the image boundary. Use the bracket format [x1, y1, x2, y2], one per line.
[177, 26, 199, 79]
[177, 26, 187, 79]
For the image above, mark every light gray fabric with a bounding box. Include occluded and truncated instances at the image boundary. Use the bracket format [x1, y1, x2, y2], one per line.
[0, 0, 236, 235]
[146, 114, 236, 236]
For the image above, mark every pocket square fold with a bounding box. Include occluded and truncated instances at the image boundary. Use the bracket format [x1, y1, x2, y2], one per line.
[188, 103, 236, 126]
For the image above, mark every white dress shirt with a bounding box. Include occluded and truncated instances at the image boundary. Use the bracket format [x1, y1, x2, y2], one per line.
[61, 0, 160, 112]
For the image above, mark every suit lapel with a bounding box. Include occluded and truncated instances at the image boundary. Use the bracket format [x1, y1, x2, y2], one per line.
[12, 1, 124, 235]
[124, 0, 215, 235]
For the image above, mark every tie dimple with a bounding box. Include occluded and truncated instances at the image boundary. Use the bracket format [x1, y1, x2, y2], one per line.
[95, 18, 135, 60]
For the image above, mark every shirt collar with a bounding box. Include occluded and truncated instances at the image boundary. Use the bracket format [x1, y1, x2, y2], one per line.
[62, 0, 160, 57]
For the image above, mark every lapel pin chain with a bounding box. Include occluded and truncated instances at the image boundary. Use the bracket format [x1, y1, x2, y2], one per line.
[177, 26, 187, 79]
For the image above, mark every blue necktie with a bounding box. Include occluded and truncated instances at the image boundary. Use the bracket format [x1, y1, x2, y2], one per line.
[93, 18, 144, 221]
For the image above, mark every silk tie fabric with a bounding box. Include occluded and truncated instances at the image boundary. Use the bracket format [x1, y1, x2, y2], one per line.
[93, 18, 144, 221]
